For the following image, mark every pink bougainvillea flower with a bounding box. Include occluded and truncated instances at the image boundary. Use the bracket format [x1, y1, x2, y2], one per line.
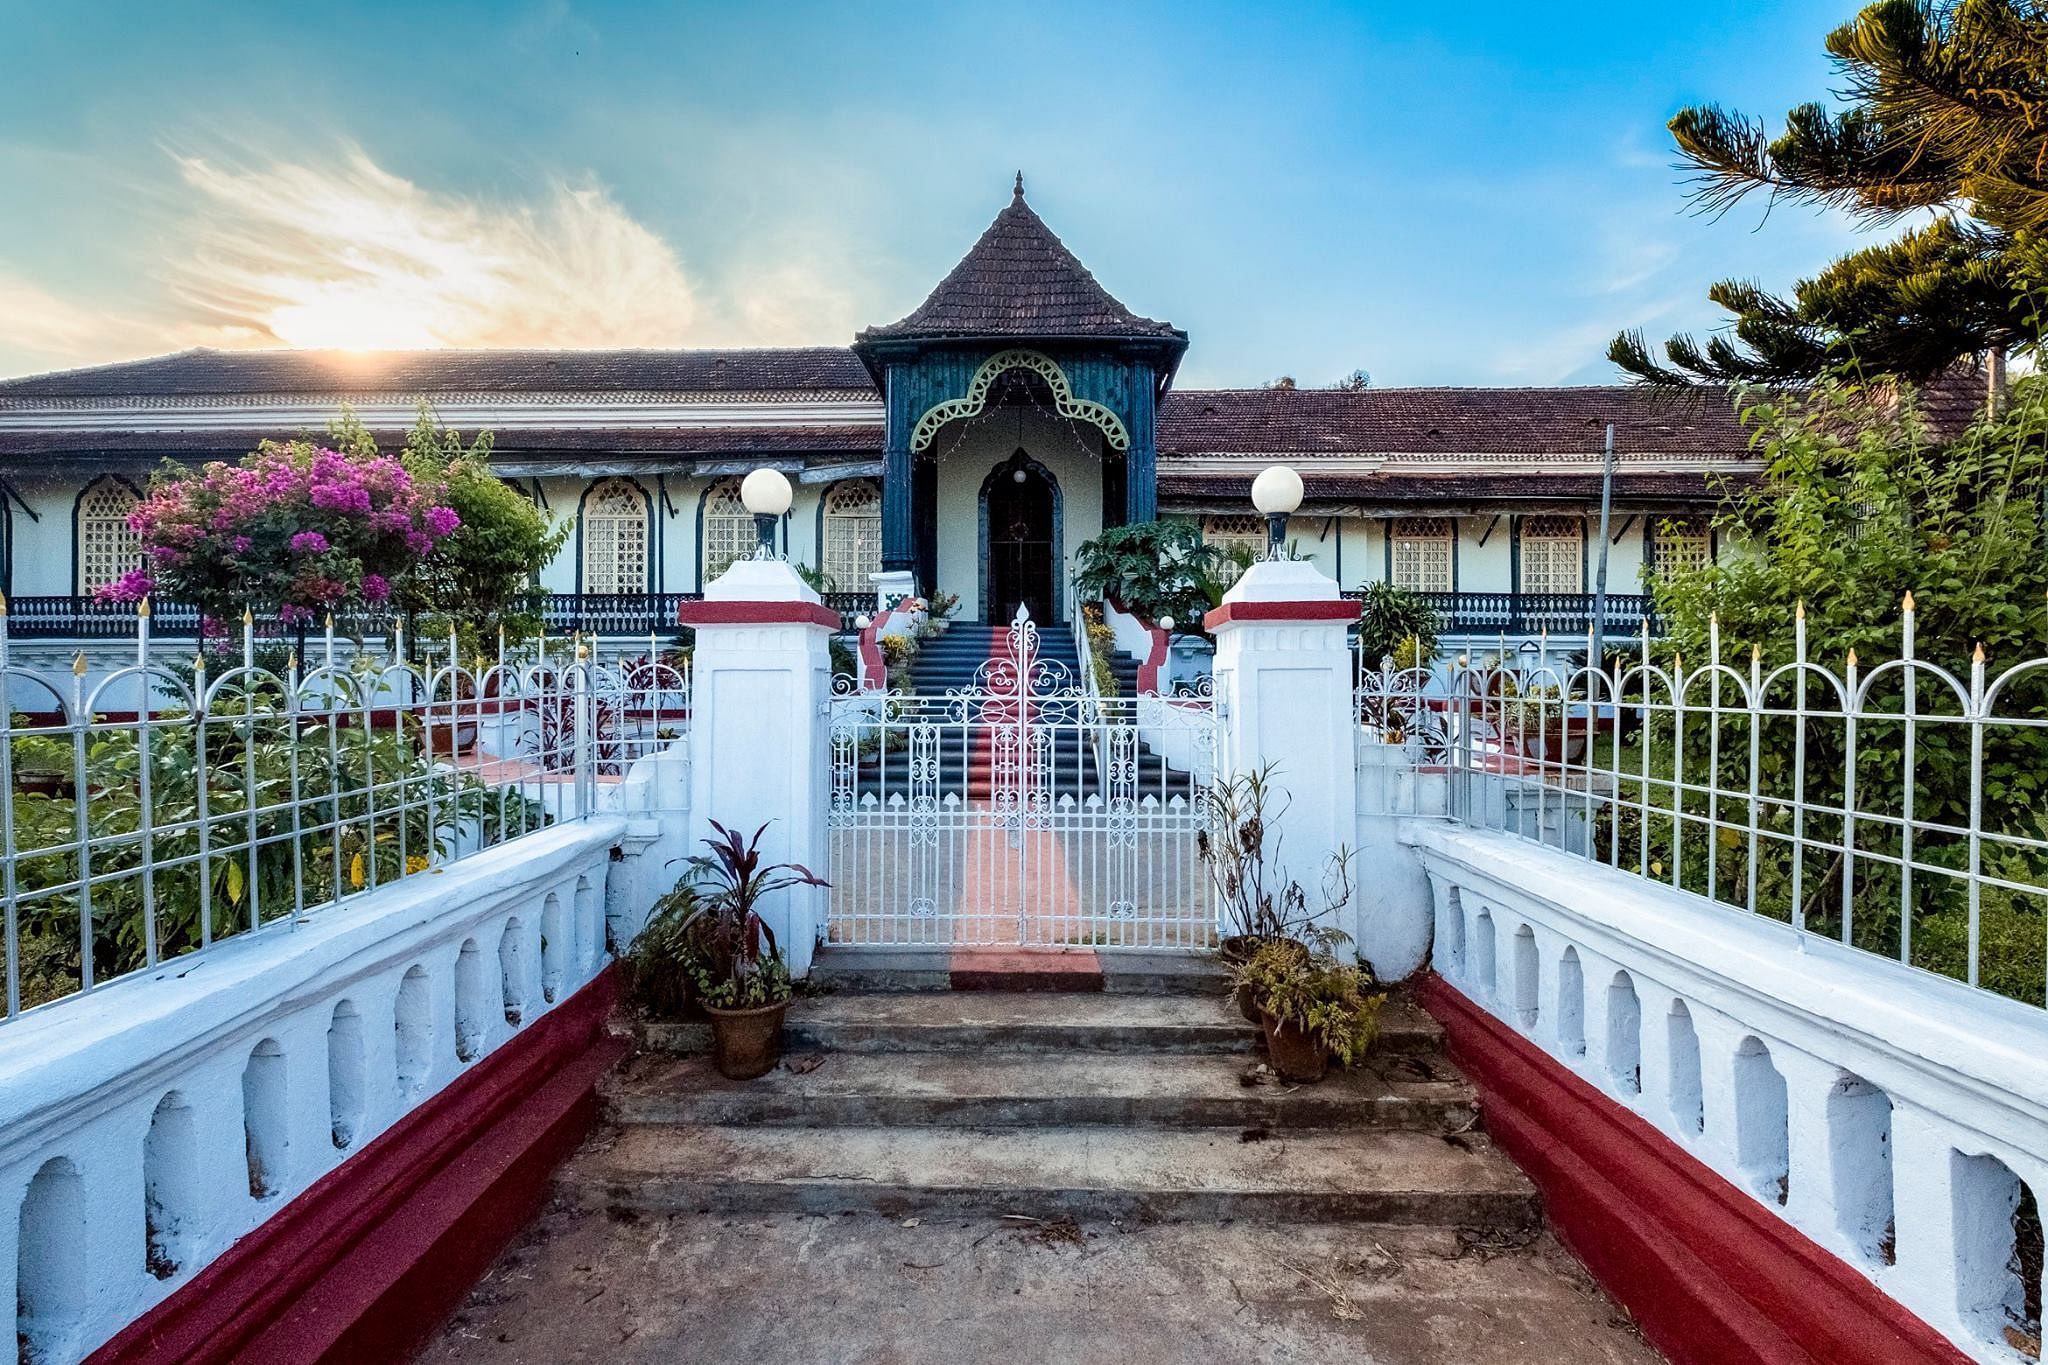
[290, 531, 330, 554]
[361, 573, 392, 603]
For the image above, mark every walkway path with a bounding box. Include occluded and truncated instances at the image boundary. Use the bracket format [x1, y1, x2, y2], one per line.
[416, 974, 1662, 1364]
[419, 1203, 1659, 1365]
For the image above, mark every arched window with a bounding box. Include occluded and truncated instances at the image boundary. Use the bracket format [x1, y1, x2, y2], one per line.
[700, 478, 752, 585]
[821, 480, 881, 593]
[1390, 517, 1454, 592]
[1649, 515, 1712, 577]
[1203, 514, 1266, 583]
[77, 475, 141, 594]
[580, 479, 647, 596]
[1519, 515, 1584, 594]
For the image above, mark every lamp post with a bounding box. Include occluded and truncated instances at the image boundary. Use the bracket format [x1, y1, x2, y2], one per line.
[1251, 465, 1304, 559]
[741, 468, 792, 558]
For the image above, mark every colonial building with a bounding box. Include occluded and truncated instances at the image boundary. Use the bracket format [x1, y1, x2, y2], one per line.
[0, 180, 1757, 648]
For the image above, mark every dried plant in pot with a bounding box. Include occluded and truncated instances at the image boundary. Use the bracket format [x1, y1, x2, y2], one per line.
[630, 819, 828, 1079]
[1199, 766, 1352, 1019]
[1231, 929, 1384, 1084]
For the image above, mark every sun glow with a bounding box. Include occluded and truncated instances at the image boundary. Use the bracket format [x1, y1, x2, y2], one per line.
[168, 151, 699, 351]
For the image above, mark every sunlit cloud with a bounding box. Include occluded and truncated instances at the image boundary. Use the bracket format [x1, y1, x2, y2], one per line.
[166, 149, 700, 351]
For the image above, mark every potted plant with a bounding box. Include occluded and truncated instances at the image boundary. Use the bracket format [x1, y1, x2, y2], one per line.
[1232, 930, 1384, 1083]
[1198, 766, 1352, 1019]
[632, 819, 828, 1078]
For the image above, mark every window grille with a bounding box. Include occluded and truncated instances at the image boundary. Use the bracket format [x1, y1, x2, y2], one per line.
[1519, 515, 1584, 594]
[580, 479, 647, 596]
[77, 477, 141, 594]
[821, 480, 882, 593]
[1390, 517, 1455, 592]
[1650, 516, 1712, 577]
[700, 478, 753, 584]
[1203, 514, 1265, 582]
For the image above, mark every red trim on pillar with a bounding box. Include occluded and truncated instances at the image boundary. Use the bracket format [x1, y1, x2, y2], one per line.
[90, 966, 627, 1365]
[858, 607, 893, 691]
[1106, 594, 1171, 696]
[1418, 975, 1969, 1365]
[676, 600, 841, 629]
[1203, 599, 1361, 629]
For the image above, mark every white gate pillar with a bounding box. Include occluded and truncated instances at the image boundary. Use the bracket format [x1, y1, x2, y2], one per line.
[677, 560, 837, 978]
[1206, 560, 1363, 954]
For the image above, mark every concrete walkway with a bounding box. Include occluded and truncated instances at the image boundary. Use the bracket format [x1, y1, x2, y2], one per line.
[418, 1200, 1662, 1365]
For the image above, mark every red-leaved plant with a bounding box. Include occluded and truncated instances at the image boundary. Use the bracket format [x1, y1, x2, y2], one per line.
[670, 820, 828, 1008]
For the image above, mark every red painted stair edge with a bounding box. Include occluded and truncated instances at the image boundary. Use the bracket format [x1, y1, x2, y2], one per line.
[89, 966, 627, 1365]
[1418, 974, 1968, 1365]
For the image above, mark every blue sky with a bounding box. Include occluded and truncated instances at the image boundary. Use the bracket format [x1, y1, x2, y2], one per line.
[0, 1, 1876, 387]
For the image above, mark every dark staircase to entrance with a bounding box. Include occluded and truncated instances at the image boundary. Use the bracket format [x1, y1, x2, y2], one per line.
[854, 622, 1183, 800]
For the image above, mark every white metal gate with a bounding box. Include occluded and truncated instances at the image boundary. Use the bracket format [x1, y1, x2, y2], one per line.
[826, 610, 1218, 948]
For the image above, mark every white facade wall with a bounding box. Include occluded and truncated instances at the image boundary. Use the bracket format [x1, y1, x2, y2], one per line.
[933, 408, 1104, 620]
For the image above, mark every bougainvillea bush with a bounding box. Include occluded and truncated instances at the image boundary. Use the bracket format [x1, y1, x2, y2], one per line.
[102, 439, 460, 629]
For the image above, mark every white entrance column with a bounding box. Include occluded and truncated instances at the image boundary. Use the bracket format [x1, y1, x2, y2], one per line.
[677, 558, 837, 978]
[1205, 558, 1363, 954]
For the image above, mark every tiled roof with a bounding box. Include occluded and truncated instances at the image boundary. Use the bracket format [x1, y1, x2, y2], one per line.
[0, 347, 877, 399]
[857, 182, 1183, 344]
[1160, 387, 1755, 457]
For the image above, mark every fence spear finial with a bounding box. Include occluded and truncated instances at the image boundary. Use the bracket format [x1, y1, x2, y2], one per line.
[1846, 648, 1858, 668]
[1902, 590, 1915, 614]
[1974, 640, 1987, 665]
[243, 605, 253, 626]
[137, 596, 151, 619]
[72, 651, 88, 676]
[0, 590, 8, 615]
[1795, 599, 1805, 622]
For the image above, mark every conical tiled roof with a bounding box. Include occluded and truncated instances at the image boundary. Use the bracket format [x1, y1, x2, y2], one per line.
[858, 178, 1183, 344]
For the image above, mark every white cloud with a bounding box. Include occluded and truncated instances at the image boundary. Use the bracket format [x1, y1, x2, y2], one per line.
[165, 149, 700, 350]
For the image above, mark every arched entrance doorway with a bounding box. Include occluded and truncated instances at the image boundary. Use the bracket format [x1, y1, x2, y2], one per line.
[980, 451, 1060, 624]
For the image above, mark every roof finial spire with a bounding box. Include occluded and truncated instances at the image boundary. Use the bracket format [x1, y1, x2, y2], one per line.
[1013, 170, 1024, 199]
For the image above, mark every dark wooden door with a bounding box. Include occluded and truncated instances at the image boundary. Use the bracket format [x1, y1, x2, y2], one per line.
[986, 466, 1055, 624]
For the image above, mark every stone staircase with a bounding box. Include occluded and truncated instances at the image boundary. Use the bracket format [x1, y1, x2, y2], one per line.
[565, 962, 1541, 1231]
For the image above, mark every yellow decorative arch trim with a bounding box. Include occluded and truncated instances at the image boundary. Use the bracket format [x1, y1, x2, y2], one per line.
[908, 349, 1129, 453]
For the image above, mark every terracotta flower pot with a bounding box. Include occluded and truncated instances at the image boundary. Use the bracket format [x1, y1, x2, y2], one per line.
[703, 999, 790, 1079]
[1261, 1010, 1330, 1084]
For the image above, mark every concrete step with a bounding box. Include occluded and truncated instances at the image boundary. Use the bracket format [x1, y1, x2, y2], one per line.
[806, 947, 1230, 995]
[604, 1049, 1477, 1132]
[568, 1123, 1539, 1226]
[638, 991, 1444, 1057]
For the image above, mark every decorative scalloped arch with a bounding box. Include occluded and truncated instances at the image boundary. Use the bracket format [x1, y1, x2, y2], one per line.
[909, 349, 1129, 453]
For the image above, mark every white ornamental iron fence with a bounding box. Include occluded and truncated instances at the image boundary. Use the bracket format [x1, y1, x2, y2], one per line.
[1356, 600, 2048, 1009]
[0, 599, 691, 1024]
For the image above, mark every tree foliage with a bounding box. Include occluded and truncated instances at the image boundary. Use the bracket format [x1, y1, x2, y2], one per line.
[338, 408, 569, 650]
[1623, 376, 2048, 1001]
[1071, 519, 1233, 628]
[1612, 0, 2048, 385]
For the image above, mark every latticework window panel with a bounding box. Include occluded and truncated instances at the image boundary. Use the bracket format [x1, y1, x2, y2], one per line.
[700, 478, 753, 584]
[821, 480, 881, 593]
[76, 477, 141, 594]
[1390, 517, 1455, 592]
[1204, 514, 1266, 583]
[1519, 516, 1584, 594]
[581, 478, 648, 596]
[1650, 517, 1712, 577]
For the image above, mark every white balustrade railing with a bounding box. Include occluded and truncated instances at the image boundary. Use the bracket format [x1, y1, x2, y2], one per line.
[1409, 820, 2048, 1364]
[0, 817, 624, 1365]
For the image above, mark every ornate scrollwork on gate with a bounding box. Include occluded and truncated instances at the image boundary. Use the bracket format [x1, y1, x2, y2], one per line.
[908, 349, 1131, 454]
